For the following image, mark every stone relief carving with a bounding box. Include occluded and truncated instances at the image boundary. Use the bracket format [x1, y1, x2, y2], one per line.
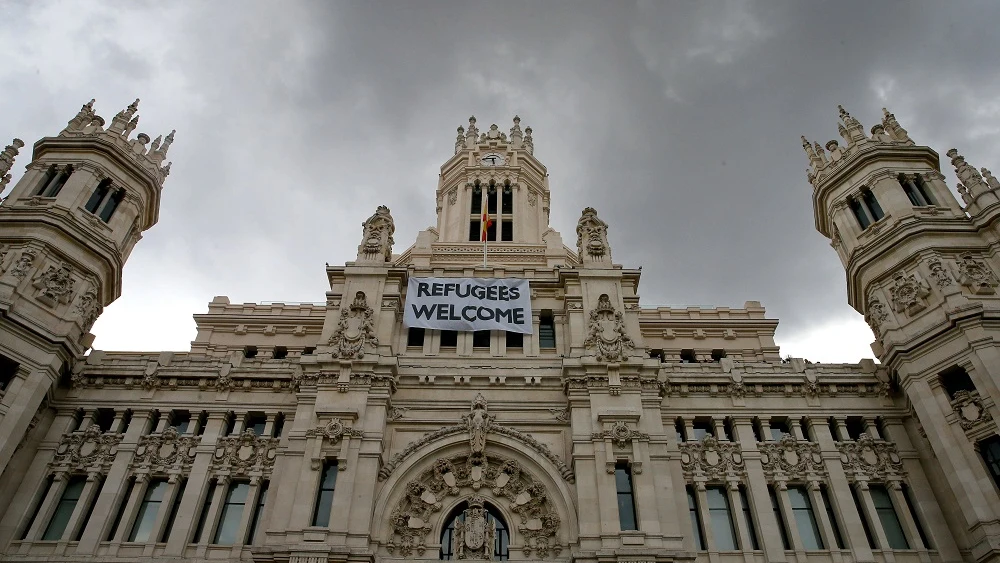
[465, 393, 494, 454]
[388, 406, 409, 421]
[759, 435, 825, 480]
[837, 434, 904, 481]
[359, 205, 395, 262]
[10, 248, 36, 279]
[387, 450, 561, 558]
[575, 207, 609, 260]
[888, 272, 931, 316]
[450, 496, 495, 560]
[211, 428, 279, 476]
[548, 407, 570, 423]
[32, 263, 75, 307]
[73, 286, 102, 332]
[584, 294, 634, 362]
[307, 417, 363, 444]
[956, 253, 998, 295]
[679, 436, 746, 480]
[328, 291, 378, 359]
[950, 390, 994, 431]
[592, 420, 649, 449]
[927, 256, 955, 288]
[52, 426, 122, 471]
[865, 293, 890, 336]
[131, 426, 199, 472]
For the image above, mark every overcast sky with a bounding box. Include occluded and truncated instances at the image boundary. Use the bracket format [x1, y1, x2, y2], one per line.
[2, 0, 999, 363]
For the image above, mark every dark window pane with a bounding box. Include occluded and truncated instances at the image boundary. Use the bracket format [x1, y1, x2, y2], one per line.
[43, 476, 87, 540]
[501, 188, 513, 214]
[501, 220, 513, 241]
[249, 481, 269, 544]
[486, 219, 496, 241]
[706, 486, 737, 550]
[739, 485, 759, 550]
[312, 462, 338, 527]
[615, 465, 637, 531]
[538, 311, 556, 349]
[788, 486, 823, 549]
[505, 331, 522, 349]
[469, 220, 481, 242]
[863, 190, 885, 220]
[688, 486, 704, 550]
[470, 187, 481, 214]
[440, 330, 458, 348]
[870, 485, 908, 549]
[407, 327, 425, 347]
[84, 181, 110, 213]
[473, 330, 490, 349]
[129, 479, 168, 542]
[487, 187, 497, 214]
[160, 479, 186, 542]
[214, 482, 250, 545]
[850, 198, 871, 228]
[192, 481, 217, 543]
[247, 414, 267, 436]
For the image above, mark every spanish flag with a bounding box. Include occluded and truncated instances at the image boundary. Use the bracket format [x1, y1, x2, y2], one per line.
[481, 190, 492, 242]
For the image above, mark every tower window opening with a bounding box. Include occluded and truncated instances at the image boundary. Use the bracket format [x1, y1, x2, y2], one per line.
[505, 331, 522, 349]
[34, 165, 58, 196]
[914, 174, 936, 205]
[0, 354, 18, 391]
[940, 365, 977, 399]
[845, 416, 866, 440]
[501, 185, 513, 214]
[861, 188, 885, 221]
[244, 345, 258, 359]
[692, 418, 714, 441]
[84, 179, 112, 213]
[899, 174, 927, 206]
[407, 327, 425, 347]
[95, 408, 116, 432]
[538, 310, 556, 349]
[487, 184, 498, 214]
[440, 330, 458, 348]
[849, 197, 872, 229]
[470, 185, 482, 215]
[486, 220, 497, 241]
[473, 330, 491, 349]
[680, 349, 697, 363]
[273, 346, 288, 360]
[98, 188, 125, 222]
[711, 349, 726, 362]
[469, 219, 481, 242]
[47, 165, 73, 197]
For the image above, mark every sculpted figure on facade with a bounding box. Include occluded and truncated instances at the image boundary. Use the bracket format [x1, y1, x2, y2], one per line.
[464, 393, 494, 454]
[584, 294, 634, 362]
[956, 252, 998, 295]
[32, 263, 75, 307]
[888, 271, 931, 316]
[10, 248, 36, 279]
[329, 291, 378, 359]
[358, 205, 395, 262]
[74, 285, 103, 332]
[575, 207, 610, 262]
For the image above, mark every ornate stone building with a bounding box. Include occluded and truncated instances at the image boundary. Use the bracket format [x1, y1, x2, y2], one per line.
[0, 101, 998, 563]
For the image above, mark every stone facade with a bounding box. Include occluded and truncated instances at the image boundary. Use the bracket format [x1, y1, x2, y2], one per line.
[0, 104, 998, 563]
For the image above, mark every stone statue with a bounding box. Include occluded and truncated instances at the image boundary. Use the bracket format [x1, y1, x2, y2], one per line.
[584, 294, 634, 362]
[358, 205, 395, 262]
[328, 291, 378, 358]
[575, 207, 610, 263]
[465, 393, 492, 454]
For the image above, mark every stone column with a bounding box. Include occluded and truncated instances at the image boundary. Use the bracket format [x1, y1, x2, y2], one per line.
[141, 474, 183, 555]
[725, 480, 752, 552]
[854, 481, 891, 553]
[694, 482, 716, 550]
[196, 475, 230, 548]
[61, 471, 102, 542]
[106, 473, 150, 554]
[0, 367, 55, 478]
[23, 471, 69, 541]
[733, 418, 785, 562]
[789, 419, 805, 441]
[886, 480, 929, 561]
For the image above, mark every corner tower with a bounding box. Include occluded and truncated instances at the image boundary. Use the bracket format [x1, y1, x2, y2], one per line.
[0, 99, 174, 475]
[805, 106, 1000, 558]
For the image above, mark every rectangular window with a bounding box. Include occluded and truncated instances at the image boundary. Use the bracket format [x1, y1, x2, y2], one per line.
[614, 463, 638, 531]
[706, 486, 738, 550]
[862, 189, 885, 220]
[501, 220, 513, 241]
[870, 485, 909, 549]
[469, 220, 481, 242]
[538, 310, 556, 349]
[248, 481, 269, 544]
[739, 485, 759, 550]
[246, 414, 267, 436]
[129, 478, 169, 542]
[407, 327, 425, 347]
[170, 410, 191, 434]
[845, 417, 865, 440]
[98, 189, 124, 222]
[213, 481, 250, 545]
[788, 485, 824, 549]
[849, 198, 872, 229]
[769, 418, 790, 441]
[470, 188, 482, 215]
[440, 330, 458, 348]
[486, 220, 496, 241]
[940, 365, 976, 399]
[680, 349, 697, 363]
[42, 476, 87, 540]
[244, 346, 258, 359]
[711, 349, 726, 361]
[160, 478, 186, 542]
[505, 331, 522, 349]
[769, 485, 790, 550]
[902, 181, 924, 206]
[84, 180, 110, 213]
[692, 418, 714, 441]
[501, 188, 513, 214]
[472, 330, 490, 349]
[193, 480, 217, 543]
[273, 346, 288, 359]
[487, 188, 497, 214]
[312, 461, 339, 527]
[95, 408, 116, 432]
[980, 435, 1000, 492]
[106, 478, 136, 540]
[820, 484, 845, 549]
[687, 485, 705, 550]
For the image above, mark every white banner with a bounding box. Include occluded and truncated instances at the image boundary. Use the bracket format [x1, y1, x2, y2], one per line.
[403, 277, 533, 334]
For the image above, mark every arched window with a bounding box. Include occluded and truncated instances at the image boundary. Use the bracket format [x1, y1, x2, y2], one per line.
[439, 500, 510, 560]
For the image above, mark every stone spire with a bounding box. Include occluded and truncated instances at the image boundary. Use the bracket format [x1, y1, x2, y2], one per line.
[947, 149, 990, 197]
[523, 126, 534, 155]
[881, 107, 911, 143]
[148, 129, 176, 165]
[510, 115, 523, 148]
[802, 135, 821, 168]
[62, 99, 96, 134]
[465, 116, 479, 148]
[0, 138, 24, 193]
[455, 126, 465, 155]
[108, 98, 140, 135]
[837, 104, 866, 145]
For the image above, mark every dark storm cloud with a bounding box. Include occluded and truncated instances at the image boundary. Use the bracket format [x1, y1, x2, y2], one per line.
[1, 0, 998, 359]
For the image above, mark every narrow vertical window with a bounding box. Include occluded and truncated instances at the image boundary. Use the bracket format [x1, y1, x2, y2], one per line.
[272, 413, 285, 438]
[675, 418, 687, 443]
[42, 476, 87, 540]
[470, 185, 482, 214]
[862, 189, 885, 221]
[0, 353, 18, 391]
[820, 484, 845, 549]
[739, 485, 759, 550]
[192, 480, 217, 543]
[505, 331, 523, 350]
[34, 165, 57, 196]
[469, 219, 481, 242]
[849, 198, 871, 229]
[706, 486, 738, 550]
[129, 478, 168, 542]
[73, 477, 104, 541]
[914, 175, 936, 205]
[501, 220, 513, 241]
[501, 187, 513, 214]
[788, 486, 824, 549]
[98, 189, 124, 222]
[486, 219, 497, 241]
[487, 185, 497, 213]
[979, 435, 1000, 492]
[248, 481, 269, 544]
[246, 413, 267, 436]
[312, 461, 338, 527]
[769, 485, 790, 550]
[106, 478, 136, 540]
[213, 481, 250, 545]
[407, 327, 425, 347]
[538, 310, 556, 349]
[614, 462, 638, 531]
[160, 478, 187, 542]
[84, 179, 111, 213]
[870, 485, 908, 549]
[687, 486, 705, 550]
[900, 175, 925, 206]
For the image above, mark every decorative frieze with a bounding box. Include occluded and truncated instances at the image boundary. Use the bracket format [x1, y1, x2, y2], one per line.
[759, 436, 825, 480]
[131, 427, 199, 472]
[211, 429, 279, 476]
[679, 436, 746, 480]
[837, 434, 904, 481]
[51, 426, 122, 472]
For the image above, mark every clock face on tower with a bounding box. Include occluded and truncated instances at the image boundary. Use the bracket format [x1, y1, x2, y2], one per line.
[480, 153, 505, 166]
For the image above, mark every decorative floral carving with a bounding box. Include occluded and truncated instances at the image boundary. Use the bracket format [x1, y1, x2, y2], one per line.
[837, 434, 904, 481]
[388, 406, 409, 421]
[329, 291, 378, 359]
[727, 381, 746, 399]
[73, 286, 102, 331]
[307, 418, 363, 444]
[956, 253, 998, 295]
[679, 436, 746, 480]
[575, 207, 609, 260]
[759, 435, 825, 480]
[593, 421, 649, 448]
[10, 248, 36, 279]
[31, 263, 75, 306]
[211, 429, 279, 476]
[584, 294, 634, 362]
[865, 294, 890, 336]
[359, 205, 395, 262]
[926, 256, 955, 288]
[548, 407, 570, 422]
[131, 427, 199, 471]
[888, 272, 930, 316]
[52, 426, 122, 471]
[950, 390, 994, 431]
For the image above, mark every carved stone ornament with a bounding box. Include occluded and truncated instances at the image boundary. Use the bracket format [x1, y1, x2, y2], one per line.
[328, 291, 378, 359]
[575, 207, 610, 261]
[10, 248, 36, 279]
[388, 406, 409, 421]
[73, 286, 103, 332]
[593, 420, 649, 448]
[131, 426, 199, 471]
[32, 263, 75, 307]
[307, 417, 363, 444]
[583, 294, 635, 362]
[211, 428, 279, 476]
[759, 435, 825, 480]
[359, 205, 395, 262]
[837, 434, 904, 481]
[926, 256, 955, 288]
[379, 394, 574, 483]
[888, 272, 931, 316]
[387, 451, 561, 558]
[865, 294, 890, 337]
[956, 253, 999, 295]
[52, 425, 122, 471]
[950, 390, 994, 431]
[679, 436, 746, 480]
[451, 495, 495, 560]
[548, 407, 570, 423]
